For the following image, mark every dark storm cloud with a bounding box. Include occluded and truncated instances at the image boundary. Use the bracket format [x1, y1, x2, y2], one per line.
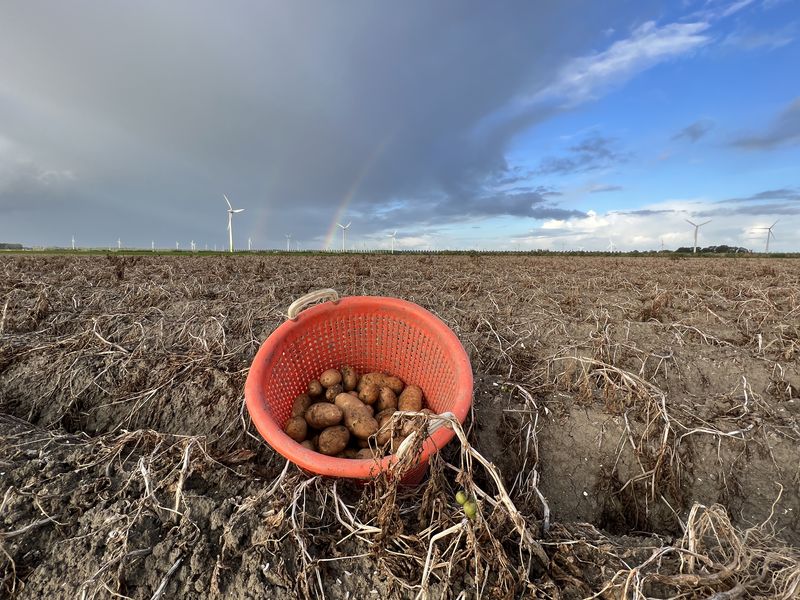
[671, 119, 714, 142]
[0, 1, 653, 247]
[353, 190, 586, 229]
[732, 97, 800, 149]
[718, 188, 800, 203]
[536, 135, 628, 176]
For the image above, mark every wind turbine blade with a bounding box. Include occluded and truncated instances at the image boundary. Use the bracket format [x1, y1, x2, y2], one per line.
[232, 209, 244, 213]
[337, 223, 343, 229]
[224, 194, 232, 210]
[345, 222, 351, 228]
[699, 220, 711, 226]
[771, 220, 779, 228]
[685, 219, 697, 227]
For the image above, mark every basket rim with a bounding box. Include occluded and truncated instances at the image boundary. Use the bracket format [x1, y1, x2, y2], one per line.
[244, 295, 473, 479]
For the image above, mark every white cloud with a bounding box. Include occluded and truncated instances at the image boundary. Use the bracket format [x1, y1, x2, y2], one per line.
[534, 20, 711, 105]
[519, 196, 799, 252]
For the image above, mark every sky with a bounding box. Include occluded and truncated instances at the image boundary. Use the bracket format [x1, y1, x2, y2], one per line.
[0, 0, 798, 252]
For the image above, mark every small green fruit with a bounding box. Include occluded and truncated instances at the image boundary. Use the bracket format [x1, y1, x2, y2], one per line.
[463, 500, 478, 520]
[455, 491, 468, 505]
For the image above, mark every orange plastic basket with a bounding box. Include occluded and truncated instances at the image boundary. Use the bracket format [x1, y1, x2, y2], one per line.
[244, 290, 473, 480]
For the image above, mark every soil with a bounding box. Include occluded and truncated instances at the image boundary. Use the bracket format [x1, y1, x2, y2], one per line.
[1, 254, 798, 598]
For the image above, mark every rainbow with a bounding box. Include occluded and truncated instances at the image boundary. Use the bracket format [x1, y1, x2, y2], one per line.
[323, 134, 393, 250]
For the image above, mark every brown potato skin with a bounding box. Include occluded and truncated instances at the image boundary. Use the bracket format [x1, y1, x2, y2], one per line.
[398, 385, 424, 412]
[348, 414, 379, 440]
[358, 383, 379, 405]
[375, 387, 398, 412]
[357, 372, 404, 395]
[325, 383, 343, 402]
[318, 425, 349, 455]
[356, 438, 371, 449]
[348, 390, 359, 398]
[334, 393, 378, 440]
[304, 403, 343, 429]
[319, 369, 343, 388]
[284, 416, 308, 442]
[340, 365, 358, 391]
[307, 379, 324, 397]
[356, 448, 377, 460]
[300, 439, 315, 451]
[376, 409, 396, 446]
[291, 393, 313, 418]
[338, 448, 358, 459]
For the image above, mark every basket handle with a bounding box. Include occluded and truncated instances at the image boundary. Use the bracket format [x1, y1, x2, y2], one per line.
[287, 289, 339, 320]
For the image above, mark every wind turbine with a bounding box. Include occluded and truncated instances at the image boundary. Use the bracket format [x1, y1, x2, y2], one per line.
[755, 220, 779, 253]
[337, 222, 351, 252]
[286, 233, 292, 252]
[191, 240, 196, 252]
[387, 230, 397, 254]
[151, 241, 155, 252]
[248, 237, 252, 252]
[607, 238, 616, 252]
[117, 238, 121, 250]
[71, 236, 75, 251]
[176, 241, 179, 251]
[224, 194, 245, 253]
[685, 219, 711, 254]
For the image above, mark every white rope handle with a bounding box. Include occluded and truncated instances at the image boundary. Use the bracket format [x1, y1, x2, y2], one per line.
[396, 411, 457, 459]
[287, 289, 339, 320]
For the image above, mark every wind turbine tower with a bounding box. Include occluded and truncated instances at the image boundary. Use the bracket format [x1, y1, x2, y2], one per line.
[151, 241, 155, 252]
[387, 230, 397, 254]
[756, 220, 779, 253]
[223, 194, 245, 253]
[337, 222, 351, 252]
[117, 238, 121, 251]
[685, 219, 711, 254]
[72, 236, 75, 251]
[286, 233, 292, 252]
[248, 237, 252, 252]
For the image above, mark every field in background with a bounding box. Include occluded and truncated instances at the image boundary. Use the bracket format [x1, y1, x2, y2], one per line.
[1, 254, 798, 598]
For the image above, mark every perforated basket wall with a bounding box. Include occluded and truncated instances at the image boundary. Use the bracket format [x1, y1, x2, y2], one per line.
[245, 295, 473, 480]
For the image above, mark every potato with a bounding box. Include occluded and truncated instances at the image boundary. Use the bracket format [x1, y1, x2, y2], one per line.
[390, 433, 410, 454]
[348, 390, 359, 398]
[338, 448, 358, 459]
[340, 365, 358, 391]
[319, 369, 342, 388]
[300, 439, 315, 451]
[334, 392, 367, 415]
[304, 403, 343, 429]
[318, 425, 349, 456]
[356, 438, 371, 449]
[325, 383, 343, 402]
[376, 409, 396, 446]
[398, 385, 424, 412]
[357, 372, 404, 395]
[375, 387, 398, 412]
[358, 383, 379, 405]
[348, 413, 379, 440]
[356, 448, 377, 460]
[291, 393, 313, 417]
[284, 416, 308, 442]
[308, 379, 324, 397]
[334, 393, 379, 440]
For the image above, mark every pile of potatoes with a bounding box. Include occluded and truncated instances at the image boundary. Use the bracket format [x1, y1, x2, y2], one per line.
[283, 366, 433, 459]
